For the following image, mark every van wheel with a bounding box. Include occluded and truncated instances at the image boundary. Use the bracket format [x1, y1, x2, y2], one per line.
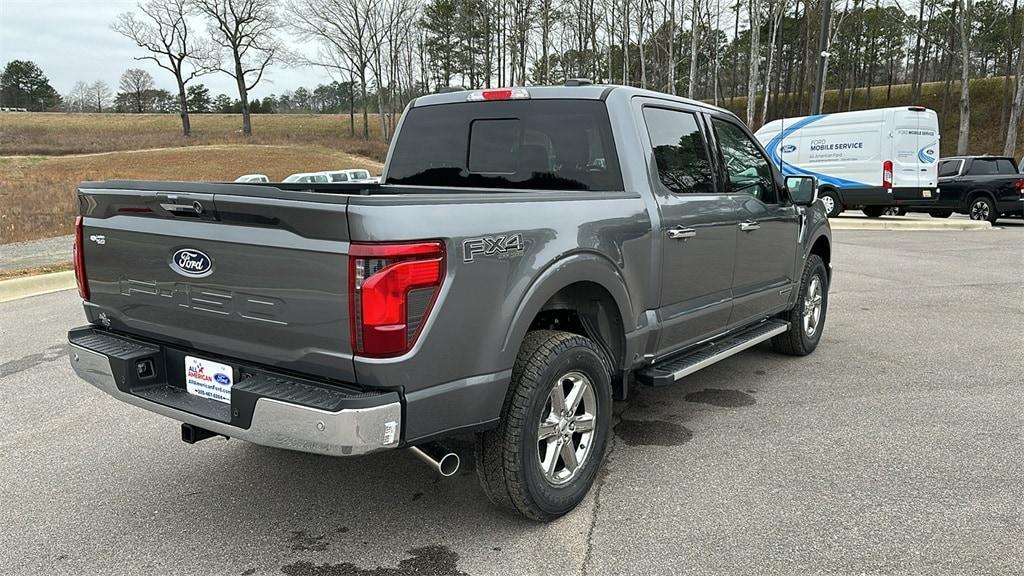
[862, 206, 886, 218]
[929, 211, 952, 218]
[475, 330, 612, 521]
[968, 196, 998, 223]
[819, 190, 842, 218]
[773, 254, 829, 356]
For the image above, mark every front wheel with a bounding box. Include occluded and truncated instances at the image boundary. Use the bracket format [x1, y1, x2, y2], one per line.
[772, 254, 829, 356]
[819, 190, 843, 218]
[475, 330, 612, 521]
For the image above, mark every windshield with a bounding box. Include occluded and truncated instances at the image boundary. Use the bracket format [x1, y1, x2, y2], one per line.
[386, 99, 623, 191]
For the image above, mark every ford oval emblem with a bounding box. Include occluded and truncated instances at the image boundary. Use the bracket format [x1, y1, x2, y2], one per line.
[781, 144, 797, 153]
[214, 373, 231, 385]
[170, 248, 213, 278]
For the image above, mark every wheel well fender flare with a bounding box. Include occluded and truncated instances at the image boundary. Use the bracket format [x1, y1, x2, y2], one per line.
[964, 189, 995, 206]
[501, 251, 634, 368]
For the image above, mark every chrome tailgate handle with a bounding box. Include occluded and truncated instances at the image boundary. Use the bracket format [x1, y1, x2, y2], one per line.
[739, 220, 760, 232]
[667, 227, 697, 240]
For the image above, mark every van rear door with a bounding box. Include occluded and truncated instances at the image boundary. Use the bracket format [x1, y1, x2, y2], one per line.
[892, 107, 938, 196]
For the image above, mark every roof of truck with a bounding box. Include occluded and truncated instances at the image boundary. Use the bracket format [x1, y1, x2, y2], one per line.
[410, 84, 733, 116]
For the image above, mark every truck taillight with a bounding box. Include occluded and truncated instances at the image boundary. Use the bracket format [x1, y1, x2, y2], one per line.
[1015, 179, 1024, 194]
[349, 241, 444, 358]
[73, 216, 90, 301]
[883, 160, 893, 189]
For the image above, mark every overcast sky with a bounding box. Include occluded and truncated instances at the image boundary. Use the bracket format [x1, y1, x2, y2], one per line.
[0, 0, 334, 98]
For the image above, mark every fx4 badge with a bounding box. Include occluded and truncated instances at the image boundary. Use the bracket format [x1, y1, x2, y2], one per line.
[463, 233, 524, 263]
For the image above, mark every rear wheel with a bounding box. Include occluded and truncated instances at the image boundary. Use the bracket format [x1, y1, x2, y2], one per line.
[773, 254, 829, 356]
[475, 330, 612, 521]
[968, 196, 998, 223]
[862, 206, 886, 218]
[819, 190, 843, 218]
[929, 211, 953, 218]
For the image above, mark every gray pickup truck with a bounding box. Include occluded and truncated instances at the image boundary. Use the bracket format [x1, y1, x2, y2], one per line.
[68, 83, 832, 521]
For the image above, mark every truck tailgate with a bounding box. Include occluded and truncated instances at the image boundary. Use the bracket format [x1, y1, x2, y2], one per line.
[77, 182, 355, 383]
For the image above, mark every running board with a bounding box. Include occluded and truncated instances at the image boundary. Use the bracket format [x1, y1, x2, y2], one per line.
[636, 319, 789, 386]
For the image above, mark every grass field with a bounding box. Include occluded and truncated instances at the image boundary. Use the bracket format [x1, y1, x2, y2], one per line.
[0, 112, 390, 159]
[0, 145, 382, 244]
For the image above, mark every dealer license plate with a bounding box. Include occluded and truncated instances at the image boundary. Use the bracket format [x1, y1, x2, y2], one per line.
[184, 355, 234, 404]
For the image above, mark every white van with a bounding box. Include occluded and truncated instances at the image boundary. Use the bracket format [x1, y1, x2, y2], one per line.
[755, 106, 940, 217]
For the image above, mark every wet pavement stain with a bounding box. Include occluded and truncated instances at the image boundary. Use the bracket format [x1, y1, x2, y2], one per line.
[288, 530, 329, 552]
[411, 492, 423, 501]
[0, 344, 66, 378]
[280, 545, 468, 576]
[337, 527, 349, 534]
[684, 388, 756, 407]
[240, 569, 255, 575]
[615, 419, 693, 446]
[754, 370, 766, 376]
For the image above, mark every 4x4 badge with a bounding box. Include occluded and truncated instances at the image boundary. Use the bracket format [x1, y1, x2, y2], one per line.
[463, 234, 524, 263]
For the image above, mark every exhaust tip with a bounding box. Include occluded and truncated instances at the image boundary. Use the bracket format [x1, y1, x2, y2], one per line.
[410, 443, 461, 477]
[437, 452, 460, 477]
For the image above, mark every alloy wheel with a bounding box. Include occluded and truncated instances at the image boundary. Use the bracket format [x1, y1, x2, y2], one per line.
[803, 275, 823, 338]
[537, 371, 598, 485]
[969, 200, 990, 221]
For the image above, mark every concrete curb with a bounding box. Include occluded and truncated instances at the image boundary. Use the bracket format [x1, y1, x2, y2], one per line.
[830, 218, 992, 231]
[0, 271, 76, 303]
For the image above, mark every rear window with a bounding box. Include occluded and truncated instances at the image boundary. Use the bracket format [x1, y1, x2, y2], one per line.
[386, 100, 623, 191]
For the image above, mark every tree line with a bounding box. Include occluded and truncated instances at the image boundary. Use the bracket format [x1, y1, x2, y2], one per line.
[2, 0, 1022, 155]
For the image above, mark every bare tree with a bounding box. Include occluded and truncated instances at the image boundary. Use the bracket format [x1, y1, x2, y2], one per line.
[89, 80, 114, 112]
[956, 0, 972, 155]
[1003, 14, 1024, 157]
[289, 0, 385, 140]
[67, 81, 92, 112]
[113, 0, 215, 135]
[758, 0, 785, 127]
[119, 68, 156, 113]
[745, 0, 760, 126]
[194, 0, 281, 135]
[686, 0, 697, 98]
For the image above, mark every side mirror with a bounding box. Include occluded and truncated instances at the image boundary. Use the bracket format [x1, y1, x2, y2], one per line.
[786, 176, 818, 206]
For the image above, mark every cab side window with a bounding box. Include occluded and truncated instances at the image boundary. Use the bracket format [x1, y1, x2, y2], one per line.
[642, 107, 714, 194]
[937, 160, 961, 177]
[711, 117, 778, 204]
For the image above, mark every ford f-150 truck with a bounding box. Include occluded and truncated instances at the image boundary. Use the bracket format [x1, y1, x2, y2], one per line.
[68, 83, 832, 521]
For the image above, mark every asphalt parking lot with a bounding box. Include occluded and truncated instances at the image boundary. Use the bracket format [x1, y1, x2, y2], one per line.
[2, 225, 1022, 576]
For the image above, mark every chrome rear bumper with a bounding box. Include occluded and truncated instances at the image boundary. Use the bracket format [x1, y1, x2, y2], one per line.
[69, 342, 401, 457]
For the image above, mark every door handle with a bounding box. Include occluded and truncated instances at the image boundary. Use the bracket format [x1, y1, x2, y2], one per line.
[666, 227, 697, 240]
[739, 220, 760, 232]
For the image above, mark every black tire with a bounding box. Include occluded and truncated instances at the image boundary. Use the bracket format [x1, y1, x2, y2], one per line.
[819, 189, 843, 218]
[929, 211, 953, 218]
[475, 330, 612, 521]
[967, 195, 998, 223]
[861, 206, 886, 218]
[772, 254, 829, 356]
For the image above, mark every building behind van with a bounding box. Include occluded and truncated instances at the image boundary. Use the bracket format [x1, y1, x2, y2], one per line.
[756, 106, 940, 218]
